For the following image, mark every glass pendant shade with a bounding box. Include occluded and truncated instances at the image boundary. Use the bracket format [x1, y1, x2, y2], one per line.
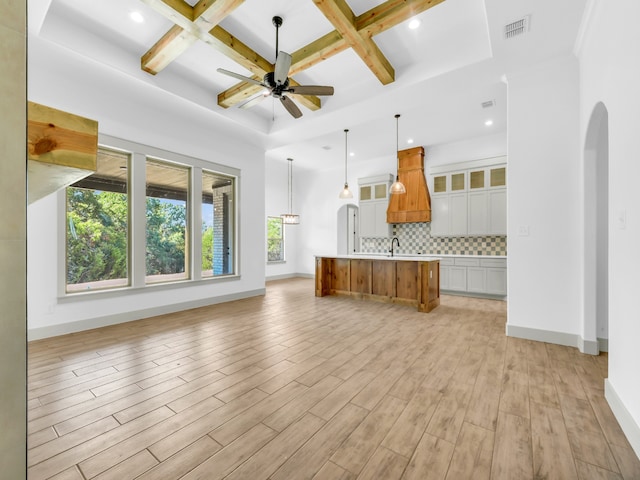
[281, 213, 300, 224]
[390, 114, 406, 195]
[339, 129, 353, 199]
[281, 158, 299, 224]
[389, 177, 406, 194]
[339, 183, 353, 199]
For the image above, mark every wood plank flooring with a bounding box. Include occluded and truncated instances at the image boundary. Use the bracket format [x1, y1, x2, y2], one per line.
[27, 278, 640, 479]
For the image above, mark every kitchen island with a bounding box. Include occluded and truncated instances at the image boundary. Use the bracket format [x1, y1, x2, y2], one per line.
[315, 255, 440, 313]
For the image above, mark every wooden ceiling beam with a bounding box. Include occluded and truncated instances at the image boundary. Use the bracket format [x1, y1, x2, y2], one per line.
[217, 0, 447, 107]
[140, 0, 245, 75]
[356, 0, 447, 37]
[142, 0, 446, 112]
[313, 0, 394, 85]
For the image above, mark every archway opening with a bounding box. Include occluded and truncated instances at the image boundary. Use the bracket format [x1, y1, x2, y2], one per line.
[584, 102, 609, 355]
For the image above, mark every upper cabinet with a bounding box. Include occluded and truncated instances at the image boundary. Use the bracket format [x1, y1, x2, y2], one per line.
[429, 157, 507, 237]
[358, 174, 393, 238]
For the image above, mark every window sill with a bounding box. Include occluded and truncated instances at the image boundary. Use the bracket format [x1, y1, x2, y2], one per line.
[59, 274, 240, 303]
[267, 261, 286, 265]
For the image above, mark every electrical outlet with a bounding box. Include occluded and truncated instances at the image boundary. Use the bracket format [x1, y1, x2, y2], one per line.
[518, 225, 529, 236]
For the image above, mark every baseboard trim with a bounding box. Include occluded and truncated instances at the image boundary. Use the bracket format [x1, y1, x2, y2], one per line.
[605, 379, 640, 459]
[506, 324, 599, 355]
[266, 273, 314, 282]
[598, 337, 609, 352]
[28, 288, 266, 341]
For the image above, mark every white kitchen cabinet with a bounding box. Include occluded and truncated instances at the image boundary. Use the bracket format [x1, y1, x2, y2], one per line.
[450, 193, 468, 236]
[448, 266, 467, 291]
[430, 195, 449, 236]
[486, 268, 507, 294]
[360, 202, 391, 237]
[467, 267, 486, 293]
[429, 158, 507, 237]
[431, 193, 467, 236]
[358, 174, 393, 238]
[438, 256, 506, 297]
[488, 189, 507, 235]
[468, 191, 488, 235]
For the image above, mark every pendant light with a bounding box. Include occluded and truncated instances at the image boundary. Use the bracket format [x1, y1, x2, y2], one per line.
[389, 114, 406, 194]
[338, 129, 353, 199]
[281, 158, 300, 224]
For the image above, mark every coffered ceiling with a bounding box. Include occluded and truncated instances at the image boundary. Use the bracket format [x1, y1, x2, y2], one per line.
[28, 0, 587, 170]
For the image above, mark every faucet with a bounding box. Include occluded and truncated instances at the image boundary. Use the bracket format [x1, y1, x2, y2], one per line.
[389, 237, 400, 257]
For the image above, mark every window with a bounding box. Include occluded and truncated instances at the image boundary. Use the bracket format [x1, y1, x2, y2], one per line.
[267, 216, 285, 262]
[202, 170, 235, 277]
[145, 158, 190, 284]
[63, 138, 239, 295]
[66, 148, 130, 292]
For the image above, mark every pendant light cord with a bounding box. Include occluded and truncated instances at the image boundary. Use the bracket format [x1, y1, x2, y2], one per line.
[395, 114, 400, 174]
[344, 129, 349, 184]
[288, 158, 293, 214]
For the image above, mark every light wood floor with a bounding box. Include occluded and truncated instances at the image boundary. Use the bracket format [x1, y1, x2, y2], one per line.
[27, 278, 640, 480]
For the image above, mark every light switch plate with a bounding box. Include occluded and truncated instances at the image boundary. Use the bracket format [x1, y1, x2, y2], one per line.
[617, 210, 626, 230]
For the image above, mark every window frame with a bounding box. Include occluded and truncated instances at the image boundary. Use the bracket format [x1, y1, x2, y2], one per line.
[58, 134, 240, 299]
[266, 216, 285, 264]
[64, 146, 132, 293]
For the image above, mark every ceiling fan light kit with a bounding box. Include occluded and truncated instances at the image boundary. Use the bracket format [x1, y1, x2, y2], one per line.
[339, 129, 353, 199]
[217, 16, 334, 119]
[281, 158, 300, 225]
[390, 114, 406, 195]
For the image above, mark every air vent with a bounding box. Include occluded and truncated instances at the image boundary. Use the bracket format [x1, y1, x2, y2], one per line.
[481, 100, 495, 109]
[321, 145, 332, 150]
[505, 15, 530, 39]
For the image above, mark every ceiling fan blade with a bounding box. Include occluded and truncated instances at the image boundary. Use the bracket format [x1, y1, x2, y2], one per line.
[239, 92, 269, 110]
[216, 68, 265, 87]
[274, 51, 292, 85]
[280, 95, 302, 119]
[287, 85, 334, 96]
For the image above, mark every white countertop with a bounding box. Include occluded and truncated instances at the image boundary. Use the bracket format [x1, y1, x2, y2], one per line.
[315, 253, 507, 261]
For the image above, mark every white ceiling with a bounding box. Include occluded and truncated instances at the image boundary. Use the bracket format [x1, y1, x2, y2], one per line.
[28, 0, 588, 171]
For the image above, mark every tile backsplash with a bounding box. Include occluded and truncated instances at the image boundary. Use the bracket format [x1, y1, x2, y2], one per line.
[360, 222, 507, 256]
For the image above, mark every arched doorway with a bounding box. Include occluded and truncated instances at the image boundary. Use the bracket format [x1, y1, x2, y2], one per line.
[583, 102, 609, 354]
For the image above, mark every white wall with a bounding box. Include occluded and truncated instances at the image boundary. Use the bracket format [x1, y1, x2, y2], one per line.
[27, 37, 266, 339]
[265, 157, 300, 279]
[506, 55, 583, 345]
[578, 0, 640, 456]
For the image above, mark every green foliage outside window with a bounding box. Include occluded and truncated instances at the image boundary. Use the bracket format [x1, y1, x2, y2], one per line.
[145, 197, 187, 276]
[67, 188, 128, 287]
[267, 216, 284, 262]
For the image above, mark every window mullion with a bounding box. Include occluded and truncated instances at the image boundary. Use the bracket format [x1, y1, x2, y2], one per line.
[192, 167, 203, 281]
[131, 152, 147, 288]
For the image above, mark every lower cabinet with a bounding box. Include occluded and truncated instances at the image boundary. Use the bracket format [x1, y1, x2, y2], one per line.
[439, 257, 506, 296]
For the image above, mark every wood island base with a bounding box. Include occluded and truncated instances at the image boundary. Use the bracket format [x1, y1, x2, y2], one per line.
[315, 256, 440, 313]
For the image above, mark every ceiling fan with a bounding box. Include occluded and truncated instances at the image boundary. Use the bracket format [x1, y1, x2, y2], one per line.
[217, 16, 334, 119]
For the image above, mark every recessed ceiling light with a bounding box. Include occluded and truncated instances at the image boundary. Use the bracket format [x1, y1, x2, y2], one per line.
[407, 138, 414, 144]
[408, 18, 421, 30]
[350, 152, 355, 157]
[485, 120, 493, 126]
[129, 11, 144, 23]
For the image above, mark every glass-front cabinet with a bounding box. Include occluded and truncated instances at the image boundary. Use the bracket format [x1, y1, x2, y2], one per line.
[429, 157, 507, 237]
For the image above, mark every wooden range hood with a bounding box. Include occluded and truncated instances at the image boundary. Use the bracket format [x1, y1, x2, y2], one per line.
[386, 146, 431, 223]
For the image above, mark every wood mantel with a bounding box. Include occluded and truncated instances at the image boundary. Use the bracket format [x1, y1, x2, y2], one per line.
[315, 256, 440, 313]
